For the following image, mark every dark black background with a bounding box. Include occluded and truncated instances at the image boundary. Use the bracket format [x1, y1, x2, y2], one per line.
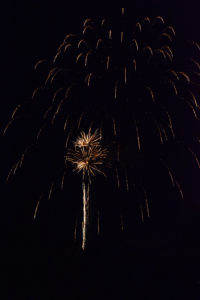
[2, 0, 200, 299]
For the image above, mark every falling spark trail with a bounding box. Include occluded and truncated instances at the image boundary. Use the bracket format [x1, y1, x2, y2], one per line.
[192, 41, 200, 52]
[156, 16, 165, 24]
[124, 66, 127, 84]
[55, 99, 64, 115]
[45, 68, 58, 85]
[146, 87, 155, 102]
[135, 122, 141, 151]
[112, 118, 117, 136]
[34, 59, 47, 70]
[187, 147, 200, 168]
[48, 183, 54, 200]
[156, 49, 166, 61]
[50, 69, 63, 84]
[143, 17, 151, 24]
[76, 52, 84, 64]
[106, 56, 110, 70]
[100, 127, 103, 139]
[64, 44, 73, 53]
[83, 25, 93, 35]
[3, 120, 14, 136]
[121, 32, 124, 43]
[114, 81, 118, 99]
[132, 39, 138, 51]
[83, 18, 92, 27]
[169, 80, 178, 95]
[160, 159, 175, 186]
[77, 113, 84, 129]
[183, 98, 198, 119]
[57, 42, 65, 52]
[13, 160, 20, 175]
[165, 110, 175, 138]
[44, 106, 53, 119]
[20, 154, 25, 168]
[167, 69, 179, 81]
[189, 91, 198, 107]
[190, 59, 200, 71]
[6, 160, 21, 182]
[51, 112, 57, 125]
[136, 22, 142, 32]
[140, 204, 144, 223]
[178, 72, 190, 84]
[78, 39, 87, 49]
[36, 127, 43, 140]
[86, 73, 93, 87]
[34, 200, 40, 220]
[161, 33, 172, 42]
[85, 51, 92, 67]
[52, 88, 63, 103]
[175, 180, 184, 199]
[65, 130, 72, 149]
[11, 104, 22, 119]
[143, 46, 153, 57]
[6, 165, 15, 182]
[53, 52, 61, 64]
[32, 87, 41, 99]
[64, 117, 68, 132]
[162, 46, 173, 59]
[61, 172, 65, 190]
[161, 127, 168, 141]
[154, 121, 164, 144]
[96, 38, 104, 49]
[164, 50, 173, 61]
[143, 190, 150, 217]
[167, 26, 176, 36]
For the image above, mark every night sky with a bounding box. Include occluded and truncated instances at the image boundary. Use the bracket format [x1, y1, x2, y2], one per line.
[2, 1, 200, 298]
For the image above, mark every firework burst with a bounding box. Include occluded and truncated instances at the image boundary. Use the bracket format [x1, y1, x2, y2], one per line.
[65, 129, 107, 250]
[66, 142, 108, 179]
[3, 8, 200, 250]
[74, 129, 101, 148]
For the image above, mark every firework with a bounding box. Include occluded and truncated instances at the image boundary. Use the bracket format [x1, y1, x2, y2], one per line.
[4, 8, 200, 250]
[66, 130, 108, 180]
[74, 129, 101, 149]
[65, 129, 107, 250]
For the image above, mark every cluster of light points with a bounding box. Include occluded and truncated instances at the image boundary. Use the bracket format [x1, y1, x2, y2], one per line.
[65, 129, 108, 180]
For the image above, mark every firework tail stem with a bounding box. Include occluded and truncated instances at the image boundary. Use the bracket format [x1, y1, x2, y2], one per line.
[82, 177, 90, 251]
